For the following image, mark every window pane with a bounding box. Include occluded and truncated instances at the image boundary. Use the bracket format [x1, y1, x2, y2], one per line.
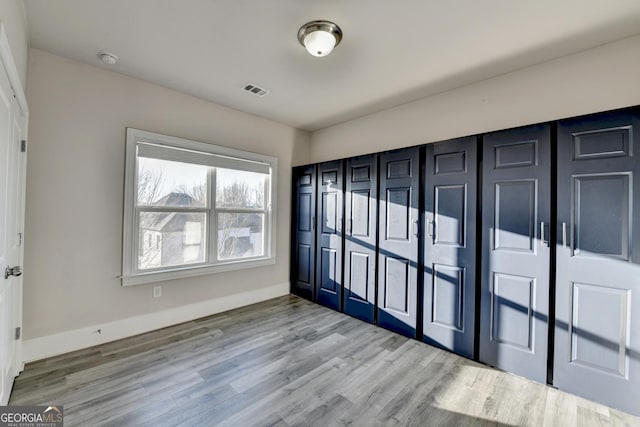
[217, 213, 264, 260]
[138, 212, 206, 270]
[137, 157, 208, 207]
[216, 168, 266, 209]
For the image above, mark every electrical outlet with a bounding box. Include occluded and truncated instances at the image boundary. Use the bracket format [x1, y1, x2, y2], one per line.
[153, 286, 162, 298]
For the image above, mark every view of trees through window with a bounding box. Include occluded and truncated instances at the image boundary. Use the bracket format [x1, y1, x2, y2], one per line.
[136, 158, 266, 270]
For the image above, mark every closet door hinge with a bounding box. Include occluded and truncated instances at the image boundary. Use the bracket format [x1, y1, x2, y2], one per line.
[20, 139, 27, 152]
[15, 327, 21, 340]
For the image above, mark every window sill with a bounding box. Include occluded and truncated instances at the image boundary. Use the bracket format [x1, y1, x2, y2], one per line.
[121, 257, 276, 286]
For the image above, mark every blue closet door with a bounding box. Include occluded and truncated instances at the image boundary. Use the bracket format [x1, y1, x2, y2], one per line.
[343, 154, 378, 323]
[479, 124, 551, 384]
[377, 147, 420, 337]
[291, 165, 317, 300]
[315, 160, 344, 311]
[554, 108, 640, 416]
[422, 137, 478, 358]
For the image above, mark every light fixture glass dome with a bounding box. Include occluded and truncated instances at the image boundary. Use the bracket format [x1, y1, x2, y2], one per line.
[297, 20, 342, 58]
[303, 31, 337, 57]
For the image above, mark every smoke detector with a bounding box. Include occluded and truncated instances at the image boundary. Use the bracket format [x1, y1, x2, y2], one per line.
[98, 51, 118, 65]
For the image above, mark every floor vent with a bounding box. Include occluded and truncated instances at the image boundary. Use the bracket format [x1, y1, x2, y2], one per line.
[242, 83, 271, 97]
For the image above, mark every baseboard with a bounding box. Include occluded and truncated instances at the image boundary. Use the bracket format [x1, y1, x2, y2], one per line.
[22, 282, 289, 363]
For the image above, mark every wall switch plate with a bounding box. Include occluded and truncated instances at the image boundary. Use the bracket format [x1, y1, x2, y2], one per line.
[153, 286, 162, 298]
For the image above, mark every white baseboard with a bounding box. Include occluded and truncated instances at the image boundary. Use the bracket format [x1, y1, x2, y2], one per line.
[22, 282, 289, 363]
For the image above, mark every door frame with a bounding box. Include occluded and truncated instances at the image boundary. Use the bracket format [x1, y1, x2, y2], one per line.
[0, 21, 29, 379]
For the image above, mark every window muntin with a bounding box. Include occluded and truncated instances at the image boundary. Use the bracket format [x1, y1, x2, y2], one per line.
[122, 128, 277, 285]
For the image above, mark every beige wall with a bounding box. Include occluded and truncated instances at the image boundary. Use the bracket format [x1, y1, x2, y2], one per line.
[309, 35, 640, 163]
[0, 0, 28, 90]
[24, 48, 309, 339]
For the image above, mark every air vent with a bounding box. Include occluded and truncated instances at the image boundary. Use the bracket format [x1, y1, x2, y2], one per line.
[242, 83, 271, 97]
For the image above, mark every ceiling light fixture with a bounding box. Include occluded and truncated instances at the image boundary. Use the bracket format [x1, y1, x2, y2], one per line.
[297, 20, 342, 58]
[98, 51, 118, 65]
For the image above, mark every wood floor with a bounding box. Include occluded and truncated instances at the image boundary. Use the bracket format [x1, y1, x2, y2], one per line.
[9, 295, 640, 426]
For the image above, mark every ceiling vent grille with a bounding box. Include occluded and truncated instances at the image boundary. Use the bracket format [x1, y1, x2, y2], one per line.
[242, 83, 271, 97]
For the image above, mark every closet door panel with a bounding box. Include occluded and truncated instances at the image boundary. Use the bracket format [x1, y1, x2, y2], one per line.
[291, 165, 317, 300]
[554, 108, 640, 416]
[316, 160, 344, 311]
[344, 155, 378, 323]
[423, 137, 477, 358]
[479, 124, 551, 384]
[377, 148, 420, 337]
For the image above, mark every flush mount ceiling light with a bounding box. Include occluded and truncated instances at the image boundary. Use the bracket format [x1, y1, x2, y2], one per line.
[98, 51, 118, 65]
[297, 20, 342, 57]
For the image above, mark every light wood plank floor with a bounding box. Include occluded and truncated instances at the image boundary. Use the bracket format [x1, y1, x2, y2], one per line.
[9, 295, 640, 426]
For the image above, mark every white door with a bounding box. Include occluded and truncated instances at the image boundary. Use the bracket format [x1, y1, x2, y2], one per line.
[0, 47, 27, 405]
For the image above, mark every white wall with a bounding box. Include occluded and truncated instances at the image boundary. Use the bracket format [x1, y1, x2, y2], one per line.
[23, 48, 309, 358]
[0, 0, 28, 90]
[309, 35, 640, 162]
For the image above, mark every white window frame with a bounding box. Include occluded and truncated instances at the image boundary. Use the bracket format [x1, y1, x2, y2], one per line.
[122, 128, 277, 286]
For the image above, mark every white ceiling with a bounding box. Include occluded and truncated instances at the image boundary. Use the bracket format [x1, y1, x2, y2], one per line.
[23, 0, 640, 131]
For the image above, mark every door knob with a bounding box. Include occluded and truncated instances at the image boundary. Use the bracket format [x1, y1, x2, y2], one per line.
[5, 266, 22, 279]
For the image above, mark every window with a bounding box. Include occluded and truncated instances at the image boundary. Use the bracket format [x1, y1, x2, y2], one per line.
[122, 128, 277, 285]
